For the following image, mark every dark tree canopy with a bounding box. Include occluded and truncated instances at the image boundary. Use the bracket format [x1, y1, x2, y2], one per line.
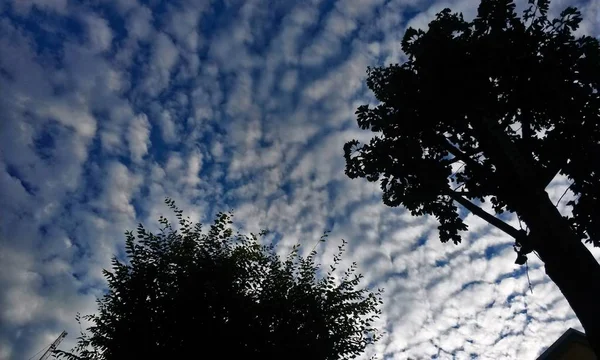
[344, 0, 600, 353]
[55, 199, 382, 360]
[345, 0, 599, 246]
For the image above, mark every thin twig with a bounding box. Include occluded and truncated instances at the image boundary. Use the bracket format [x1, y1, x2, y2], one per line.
[525, 260, 533, 294]
[451, 163, 466, 177]
[453, 183, 466, 191]
[555, 183, 574, 207]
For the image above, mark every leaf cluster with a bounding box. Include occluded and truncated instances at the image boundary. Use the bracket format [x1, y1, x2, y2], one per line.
[54, 199, 382, 360]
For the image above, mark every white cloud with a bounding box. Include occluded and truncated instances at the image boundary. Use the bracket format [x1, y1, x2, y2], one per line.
[85, 162, 143, 222]
[158, 109, 178, 144]
[140, 32, 180, 98]
[279, 70, 298, 92]
[126, 5, 154, 42]
[82, 13, 113, 53]
[183, 150, 203, 187]
[154, 32, 179, 71]
[38, 101, 97, 138]
[164, 4, 205, 51]
[129, 113, 151, 163]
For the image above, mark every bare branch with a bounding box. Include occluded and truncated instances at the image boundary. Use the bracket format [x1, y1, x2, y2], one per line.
[555, 182, 574, 207]
[446, 190, 521, 239]
[441, 140, 486, 171]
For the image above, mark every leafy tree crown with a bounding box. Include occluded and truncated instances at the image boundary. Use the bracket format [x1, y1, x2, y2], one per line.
[55, 199, 383, 360]
[344, 0, 600, 245]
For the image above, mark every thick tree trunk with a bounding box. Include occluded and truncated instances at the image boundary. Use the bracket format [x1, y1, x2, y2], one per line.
[519, 190, 600, 356]
[469, 116, 600, 353]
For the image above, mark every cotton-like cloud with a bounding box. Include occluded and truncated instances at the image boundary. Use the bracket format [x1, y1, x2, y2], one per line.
[0, 0, 598, 359]
[128, 113, 151, 162]
[82, 13, 113, 53]
[126, 5, 154, 41]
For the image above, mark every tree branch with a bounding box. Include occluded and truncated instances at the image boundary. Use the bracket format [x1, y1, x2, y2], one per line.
[440, 140, 486, 172]
[446, 190, 521, 239]
[475, 116, 540, 188]
[442, 148, 484, 166]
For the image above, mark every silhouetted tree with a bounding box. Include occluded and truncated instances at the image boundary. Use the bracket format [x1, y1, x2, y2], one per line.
[55, 199, 382, 360]
[344, 0, 600, 353]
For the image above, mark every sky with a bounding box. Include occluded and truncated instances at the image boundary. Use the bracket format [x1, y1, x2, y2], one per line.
[1, 0, 599, 359]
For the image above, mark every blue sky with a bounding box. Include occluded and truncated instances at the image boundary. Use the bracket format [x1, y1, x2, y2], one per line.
[1, 0, 599, 359]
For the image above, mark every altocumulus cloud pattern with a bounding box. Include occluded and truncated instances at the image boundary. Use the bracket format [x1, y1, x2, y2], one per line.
[1, 0, 599, 359]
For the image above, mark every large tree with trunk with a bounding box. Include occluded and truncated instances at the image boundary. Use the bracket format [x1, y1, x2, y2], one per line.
[54, 199, 382, 360]
[344, 0, 600, 353]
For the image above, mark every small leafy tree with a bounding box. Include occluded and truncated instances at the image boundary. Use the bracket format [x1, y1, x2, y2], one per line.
[55, 199, 382, 360]
[343, 0, 600, 353]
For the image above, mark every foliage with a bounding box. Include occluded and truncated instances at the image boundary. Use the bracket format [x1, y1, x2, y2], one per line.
[344, 0, 599, 248]
[54, 199, 383, 360]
